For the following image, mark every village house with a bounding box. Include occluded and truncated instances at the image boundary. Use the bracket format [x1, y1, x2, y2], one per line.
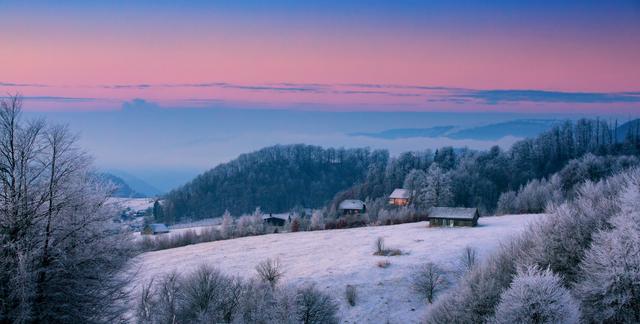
[262, 213, 291, 226]
[428, 207, 479, 227]
[388, 188, 411, 206]
[142, 223, 170, 235]
[338, 199, 366, 215]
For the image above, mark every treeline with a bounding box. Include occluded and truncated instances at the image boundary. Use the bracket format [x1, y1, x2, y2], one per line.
[160, 145, 388, 223]
[160, 118, 640, 223]
[333, 119, 640, 214]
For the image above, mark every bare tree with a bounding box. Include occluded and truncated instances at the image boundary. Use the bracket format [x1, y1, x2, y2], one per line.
[256, 258, 285, 288]
[412, 262, 448, 303]
[0, 95, 133, 322]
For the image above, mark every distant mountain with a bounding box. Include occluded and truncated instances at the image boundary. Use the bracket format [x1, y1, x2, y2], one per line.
[615, 119, 640, 142]
[105, 170, 163, 197]
[99, 173, 146, 198]
[350, 126, 455, 139]
[448, 119, 561, 140]
[350, 119, 561, 141]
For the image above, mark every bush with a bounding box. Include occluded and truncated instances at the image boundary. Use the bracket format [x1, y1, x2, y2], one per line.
[373, 237, 403, 256]
[138, 265, 339, 323]
[345, 285, 357, 306]
[256, 258, 285, 288]
[490, 266, 580, 324]
[295, 284, 339, 324]
[377, 259, 391, 268]
[291, 218, 300, 232]
[459, 246, 478, 272]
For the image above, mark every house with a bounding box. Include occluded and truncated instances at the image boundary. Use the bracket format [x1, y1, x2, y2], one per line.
[388, 188, 411, 206]
[262, 213, 290, 226]
[338, 199, 366, 215]
[142, 223, 170, 235]
[428, 207, 479, 227]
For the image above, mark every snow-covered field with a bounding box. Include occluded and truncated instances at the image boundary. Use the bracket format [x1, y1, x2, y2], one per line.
[107, 197, 155, 212]
[129, 214, 545, 323]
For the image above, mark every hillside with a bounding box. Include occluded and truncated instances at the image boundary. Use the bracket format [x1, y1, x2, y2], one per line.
[129, 214, 545, 323]
[161, 145, 387, 222]
[100, 173, 146, 198]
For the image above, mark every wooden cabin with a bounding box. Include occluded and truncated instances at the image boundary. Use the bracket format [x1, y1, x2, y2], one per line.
[338, 199, 366, 215]
[262, 213, 290, 227]
[388, 188, 411, 206]
[142, 223, 170, 235]
[428, 207, 479, 227]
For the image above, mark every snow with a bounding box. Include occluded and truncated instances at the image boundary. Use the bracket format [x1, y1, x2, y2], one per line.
[338, 199, 366, 210]
[107, 197, 155, 212]
[128, 214, 545, 323]
[389, 188, 411, 199]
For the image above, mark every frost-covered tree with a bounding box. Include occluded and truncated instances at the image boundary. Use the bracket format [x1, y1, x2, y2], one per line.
[0, 95, 133, 322]
[220, 209, 233, 238]
[490, 266, 580, 324]
[310, 210, 324, 230]
[421, 163, 453, 208]
[574, 172, 640, 323]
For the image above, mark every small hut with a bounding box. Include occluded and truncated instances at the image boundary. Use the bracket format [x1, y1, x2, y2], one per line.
[142, 223, 170, 235]
[428, 207, 479, 227]
[262, 213, 290, 226]
[388, 189, 411, 206]
[338, 199, 366, 215]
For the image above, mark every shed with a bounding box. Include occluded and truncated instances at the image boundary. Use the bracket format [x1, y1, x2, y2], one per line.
[388, 189, 411, 206]
[262, 213, 290, 227]
[428, 207, 479, 227]
[142, 223, 170, 235]
[338, 199, 366, 215]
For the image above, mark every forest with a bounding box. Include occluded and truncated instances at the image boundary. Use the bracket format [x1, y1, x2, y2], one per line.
[160, 118, 640, 223]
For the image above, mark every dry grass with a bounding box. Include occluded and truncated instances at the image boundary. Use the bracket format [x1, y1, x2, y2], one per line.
[377, 259, 391, 268]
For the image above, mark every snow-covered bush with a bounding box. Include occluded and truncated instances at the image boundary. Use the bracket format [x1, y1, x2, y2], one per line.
[490, 266, 579, 324]
[310, 210, 325, 230]
[574, 171, 640, 323]
[426, 169, 636, 323]
[459, 246, 478, 273]
[220, 210, 234, 238]
[295, 284, 339, 324]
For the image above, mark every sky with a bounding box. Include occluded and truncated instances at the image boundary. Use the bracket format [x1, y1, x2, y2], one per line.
[1, 1, 640, 192]
[1, 0, 639, 113]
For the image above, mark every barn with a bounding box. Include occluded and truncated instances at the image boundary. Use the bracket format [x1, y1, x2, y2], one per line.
[388, 188, 411, 206]
[262, 213, 290, 226]
[142, 223, 170, 235]
[428, 207, 479, 227]
[338, 199, 366, 215]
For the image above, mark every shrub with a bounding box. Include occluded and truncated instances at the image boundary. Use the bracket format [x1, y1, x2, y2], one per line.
[256, 258, 285, 288]
[345, 285, 357, 306]
[489, 266, 580, 324]
[295, 284, 339, 324]
[459, 246, 478, 272]
[291, 218, 300, 232]
[412, 262, 447, 303]
[377, 260, 391, 268]
[373, 237, 403, 256]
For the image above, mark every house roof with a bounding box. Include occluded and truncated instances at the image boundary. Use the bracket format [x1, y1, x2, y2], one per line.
[262, 213, 290, 221]
[389, 188, 411, 199]
[338, 199, 366, 210]
[149, 223, 169, 232]
[428, 207, 478, 220]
